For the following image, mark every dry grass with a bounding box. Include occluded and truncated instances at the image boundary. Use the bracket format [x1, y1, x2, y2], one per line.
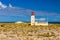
[0, 23, 60, 40]
[0, 23, 60, 36]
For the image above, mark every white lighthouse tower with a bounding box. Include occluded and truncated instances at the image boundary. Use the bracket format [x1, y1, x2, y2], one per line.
[31, 11, 35, 25]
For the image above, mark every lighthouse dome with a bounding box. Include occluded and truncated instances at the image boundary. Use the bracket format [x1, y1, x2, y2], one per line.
[32, 11, 34, 15]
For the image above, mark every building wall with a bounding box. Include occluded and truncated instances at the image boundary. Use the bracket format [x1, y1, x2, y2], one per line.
[31, 16, 35, 25]
[35, 22, 48, 26]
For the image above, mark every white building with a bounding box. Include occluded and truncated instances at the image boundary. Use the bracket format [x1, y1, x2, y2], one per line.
[35, 22, 48, 26]
[31, 11, 35, 25]
[31, 11, 48, 26]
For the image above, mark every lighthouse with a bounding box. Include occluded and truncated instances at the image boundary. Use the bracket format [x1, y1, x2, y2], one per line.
[31, 11, 35, 25]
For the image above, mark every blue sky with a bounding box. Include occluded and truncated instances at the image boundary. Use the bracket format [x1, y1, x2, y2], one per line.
[0, 0, 60, 22]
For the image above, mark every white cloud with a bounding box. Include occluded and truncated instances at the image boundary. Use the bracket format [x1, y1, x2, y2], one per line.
[9, 4, 13, 8]
[0, 2, 14, 9]
[1, 5, 7, 8]
[39, 18, 46, 21]
[35, 11, 60, 16]
[0, 2, 7, 9]
[0, 2, 2, 5]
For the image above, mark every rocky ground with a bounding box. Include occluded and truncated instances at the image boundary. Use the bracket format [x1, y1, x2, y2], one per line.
[0, 23, 60, 40]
